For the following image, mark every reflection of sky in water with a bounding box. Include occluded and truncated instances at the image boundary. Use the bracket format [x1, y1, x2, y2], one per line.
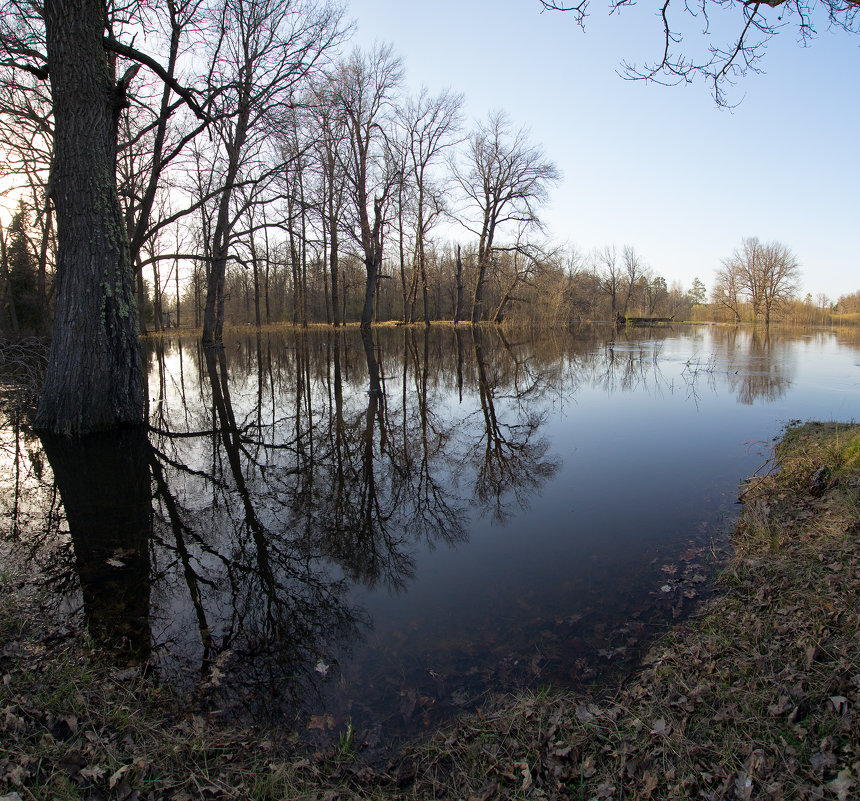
[347, 327, 860, 723]
[3, 326, 860, 741]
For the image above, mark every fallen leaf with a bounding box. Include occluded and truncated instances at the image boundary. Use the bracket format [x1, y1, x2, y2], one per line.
[111, 668, 139, 681]
[829, 696, 849, 715]
[3, 765, 27, 787]
[641, 771, 658, 798]
[768, 696, 793, 716]
[581, 754, 596, 778]
[516, 760, 532, 792]
[79, 764, 107, 781]
[734, 771, 753, 801]
[650, 718, 671, 736]
[468, 781, 497, 801]
[307, 714, 334, 731]
[809, 752, 836, 772]
[827, 769, 855, 801]
[59, 750, 86, 775]
[109, 765, 128, 789]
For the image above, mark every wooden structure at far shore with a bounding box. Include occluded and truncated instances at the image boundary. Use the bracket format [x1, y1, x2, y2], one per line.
[615, 313, 676, 328]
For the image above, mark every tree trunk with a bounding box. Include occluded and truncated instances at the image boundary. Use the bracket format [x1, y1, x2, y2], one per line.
[202, 107, 249, 346]
[329, 211, 340, 327]
[152, 256, 163, 332]
[136, 258, 148, 335]
[360, 197, 384, 329]
[360, 254, 378, 329]
[252, 246, 261, 328]
[35, 0, 145, 434]
[398, 189, 408, 324]
[494, 278, 517, 324]
[419, 245, 430, 327]
[471, 255, 489, 324]
[454, 245, 463, 325]
[36, 197, 52, 335]
[299, 169, 309, 327]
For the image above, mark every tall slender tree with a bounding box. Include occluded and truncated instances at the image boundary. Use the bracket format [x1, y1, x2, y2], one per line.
[398, 87, 463, 326]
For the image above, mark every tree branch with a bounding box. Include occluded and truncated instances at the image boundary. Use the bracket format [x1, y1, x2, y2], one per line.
[102, 37, 209, 121]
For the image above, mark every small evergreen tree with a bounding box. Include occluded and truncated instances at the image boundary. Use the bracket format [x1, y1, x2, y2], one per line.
[6, 204, 42, 334]
[689, 277, 707, 305]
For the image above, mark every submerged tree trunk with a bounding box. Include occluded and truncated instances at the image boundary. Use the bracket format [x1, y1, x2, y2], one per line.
[40, 427, 152, 658]
[35, 0, 145, 435]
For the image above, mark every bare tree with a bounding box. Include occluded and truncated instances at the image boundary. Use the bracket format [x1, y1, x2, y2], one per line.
[644, 274, 667, 315]
[724, 237, 801, 326]
[398, 86, 463, 326]
[330, 43, 403, 329]
[596, 245, 621, 317]
[201, 0, 344, 345]
[712, 259, 744, 322]
[310, 74, 349, 325]
[540, 0, 860, 105]
[0, 54, 53, 330]
[454, 110, 559, 324]
[0, 220, 19, 338]
[620, 244, 645, 315]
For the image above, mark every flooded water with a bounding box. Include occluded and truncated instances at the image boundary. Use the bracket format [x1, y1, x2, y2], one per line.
[2, 324, 859, 751]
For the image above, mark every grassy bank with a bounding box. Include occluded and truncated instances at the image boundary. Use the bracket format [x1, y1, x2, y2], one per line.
[2, 422, 859, 800]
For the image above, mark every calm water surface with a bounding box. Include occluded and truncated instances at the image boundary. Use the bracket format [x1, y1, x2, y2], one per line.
[2, 325, 859, 749]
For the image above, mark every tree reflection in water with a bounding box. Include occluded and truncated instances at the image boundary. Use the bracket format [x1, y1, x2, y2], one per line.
[39, 427, 152, 661]
[0, 325, 809, 742]
[468, 327, 559, 523]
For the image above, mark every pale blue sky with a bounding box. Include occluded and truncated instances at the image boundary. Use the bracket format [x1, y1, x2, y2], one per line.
[348, 0, 859, 301]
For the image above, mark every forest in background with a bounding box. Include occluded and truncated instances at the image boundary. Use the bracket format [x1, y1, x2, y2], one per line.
[0, 0, 855, 344]
[2, 196, 853, 335]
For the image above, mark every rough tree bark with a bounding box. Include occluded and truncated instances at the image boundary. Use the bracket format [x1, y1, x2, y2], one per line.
[453, 244, 463, 325]
[34, 0, 145, 435]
